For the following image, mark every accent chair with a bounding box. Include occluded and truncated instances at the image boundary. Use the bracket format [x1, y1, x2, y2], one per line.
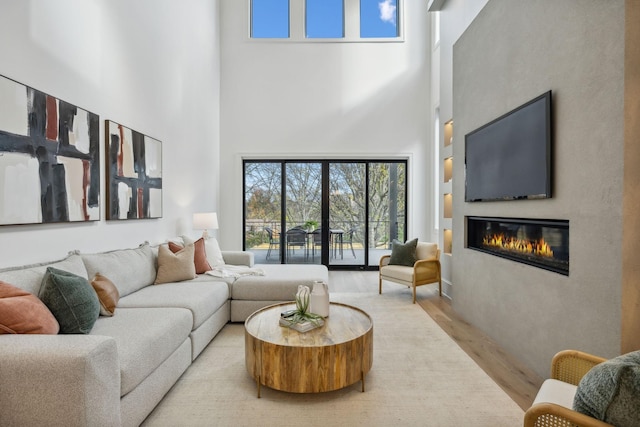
[379, 241, 442, 303]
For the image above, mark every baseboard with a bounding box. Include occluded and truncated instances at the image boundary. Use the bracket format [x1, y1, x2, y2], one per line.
[441, 279, 453, 301]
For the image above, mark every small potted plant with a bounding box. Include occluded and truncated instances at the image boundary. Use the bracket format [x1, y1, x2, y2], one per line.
[280, 286, 324, 331]
[304, 220, 318, 232]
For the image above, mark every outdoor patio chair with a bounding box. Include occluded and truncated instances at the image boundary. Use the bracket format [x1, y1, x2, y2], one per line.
[342, 227, 357, 258]
[286, 227, 308, 258]
[264, 227, 279, 260]
[310, 228, 325, 259]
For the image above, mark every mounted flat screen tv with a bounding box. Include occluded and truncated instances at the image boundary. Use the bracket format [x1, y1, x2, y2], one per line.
[465, 91, 552, 202]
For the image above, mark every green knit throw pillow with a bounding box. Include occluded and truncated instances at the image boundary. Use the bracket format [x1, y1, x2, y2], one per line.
[573, 350, 640, 427]
[39, 267, 100, 334]
[389, 238, 418, 267]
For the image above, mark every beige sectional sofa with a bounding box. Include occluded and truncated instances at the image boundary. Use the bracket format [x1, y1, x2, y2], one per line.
[0, 243, 328, 427]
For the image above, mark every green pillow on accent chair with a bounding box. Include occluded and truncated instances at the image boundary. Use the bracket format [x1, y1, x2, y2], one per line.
[388, 238, 418, 267]
[39, 267, 100, 334]
[573, 350, 640, 427]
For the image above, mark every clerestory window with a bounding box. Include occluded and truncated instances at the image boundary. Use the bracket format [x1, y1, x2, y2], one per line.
[250, 0, 402, 42]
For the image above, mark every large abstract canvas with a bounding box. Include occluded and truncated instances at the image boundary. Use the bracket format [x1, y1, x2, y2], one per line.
[105, 120, 162, 220]
[0, 75, 100, 225]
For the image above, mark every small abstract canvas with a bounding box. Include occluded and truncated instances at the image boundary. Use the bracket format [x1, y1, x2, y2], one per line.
[0, 75, 100, 225]
[105, 120, 162, 220]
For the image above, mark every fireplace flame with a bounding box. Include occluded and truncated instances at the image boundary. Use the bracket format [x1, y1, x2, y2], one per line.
[482, 233, 554, 258]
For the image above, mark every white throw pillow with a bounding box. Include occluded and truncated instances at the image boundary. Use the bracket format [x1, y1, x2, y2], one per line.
[204, 237, 225, 267]
[183, 235, 225, 267]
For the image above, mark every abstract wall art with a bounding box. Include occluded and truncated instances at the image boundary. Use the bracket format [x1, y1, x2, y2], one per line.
[105, 120, 162, 220]
[0, 75, 100, 225]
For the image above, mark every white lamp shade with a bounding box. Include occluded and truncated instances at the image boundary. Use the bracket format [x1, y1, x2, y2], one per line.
[193, 212, 218, 230]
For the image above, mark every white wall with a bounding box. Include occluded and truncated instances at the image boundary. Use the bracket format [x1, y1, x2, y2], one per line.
[0, 0, 220, 268]
[218, 0, 432, 250]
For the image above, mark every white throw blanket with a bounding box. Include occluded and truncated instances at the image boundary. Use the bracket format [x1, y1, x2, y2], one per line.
[205, 265, 265, 279]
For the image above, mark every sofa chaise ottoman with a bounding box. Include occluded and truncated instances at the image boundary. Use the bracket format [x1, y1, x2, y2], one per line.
[230, 263, 329, 322]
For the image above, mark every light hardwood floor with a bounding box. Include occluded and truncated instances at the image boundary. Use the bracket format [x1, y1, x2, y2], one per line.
[329, 270, 543, 411]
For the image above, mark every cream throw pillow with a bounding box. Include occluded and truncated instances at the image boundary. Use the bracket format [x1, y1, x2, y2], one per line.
[168, 238, 212, 274]
[154, 244, 196, 284]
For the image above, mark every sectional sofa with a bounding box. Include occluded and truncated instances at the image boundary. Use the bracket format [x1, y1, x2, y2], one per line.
[0, 241, 328, 427]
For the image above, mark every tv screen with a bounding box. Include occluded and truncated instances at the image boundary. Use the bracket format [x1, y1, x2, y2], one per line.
[465, 91, 552, 202]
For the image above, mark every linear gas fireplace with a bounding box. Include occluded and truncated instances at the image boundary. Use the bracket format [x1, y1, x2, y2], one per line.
[467, 217, 569, 275]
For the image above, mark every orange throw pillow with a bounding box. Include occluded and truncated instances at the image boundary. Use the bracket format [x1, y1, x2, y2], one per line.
[0, 280, 59, 334]
[91, 273, 120, 316]
[169, 238, 212, 274]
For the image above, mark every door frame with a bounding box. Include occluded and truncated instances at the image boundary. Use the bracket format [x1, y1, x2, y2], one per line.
[243, 158, 408, 270]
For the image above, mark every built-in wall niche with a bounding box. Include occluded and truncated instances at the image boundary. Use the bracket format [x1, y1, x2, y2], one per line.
[444, 120, 453, 147]
[443, 229, 453, 255]
[444, 157, 453, 183]
[443, 193, 452, 218]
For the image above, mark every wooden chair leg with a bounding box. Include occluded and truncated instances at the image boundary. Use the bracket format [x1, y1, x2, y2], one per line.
[412, 284, 416, 304]
[379, 276, 382, 294]
[438, 279, 442, 296]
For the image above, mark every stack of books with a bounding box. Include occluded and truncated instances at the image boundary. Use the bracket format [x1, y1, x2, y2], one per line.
[279, 314, 324, 332]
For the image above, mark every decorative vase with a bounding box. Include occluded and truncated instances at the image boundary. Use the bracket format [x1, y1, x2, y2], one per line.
[309, 280, 330, 317]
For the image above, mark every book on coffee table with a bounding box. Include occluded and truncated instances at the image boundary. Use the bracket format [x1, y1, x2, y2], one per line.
[279, 316, 324, 333]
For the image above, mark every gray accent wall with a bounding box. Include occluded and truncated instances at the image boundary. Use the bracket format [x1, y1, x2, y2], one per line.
[622, 0, 640, 354]
[452, 0, 625, 378]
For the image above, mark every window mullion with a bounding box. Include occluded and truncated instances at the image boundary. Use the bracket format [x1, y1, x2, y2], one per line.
[345, 0, 359, 40]
[290, 0, 305, 41]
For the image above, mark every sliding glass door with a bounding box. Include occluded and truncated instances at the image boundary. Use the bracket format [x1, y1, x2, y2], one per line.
[284, 162, 322, 263]
[244, 159, 407, 269]
[328, 162, 365, 267]
[244, 161, 282, 262]
[367, 162, 406, 266]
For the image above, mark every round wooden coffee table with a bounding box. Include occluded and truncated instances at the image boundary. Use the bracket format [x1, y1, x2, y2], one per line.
[244, 301, 373, 397]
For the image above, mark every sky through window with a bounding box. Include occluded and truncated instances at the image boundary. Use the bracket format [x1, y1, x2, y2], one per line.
[251, 0, 289, 38]
[360, 0, 398, 38]
[306, 0, 344, 39]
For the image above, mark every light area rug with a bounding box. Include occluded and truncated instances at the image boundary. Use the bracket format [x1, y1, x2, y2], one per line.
[142, 292, 523, 427]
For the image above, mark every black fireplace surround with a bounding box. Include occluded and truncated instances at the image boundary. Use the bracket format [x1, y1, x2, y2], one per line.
[467, 217, 569, 275]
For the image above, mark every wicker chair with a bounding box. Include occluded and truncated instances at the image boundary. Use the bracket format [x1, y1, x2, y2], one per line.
[524, 350, 612, 427]
[378, 241, 442, 303]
